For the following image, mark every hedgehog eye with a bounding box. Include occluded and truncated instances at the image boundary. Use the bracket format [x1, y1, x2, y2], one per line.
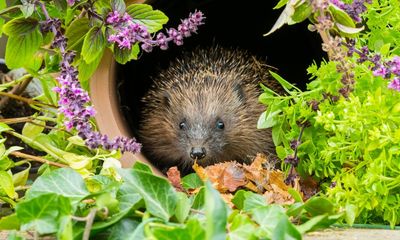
[216, 120, 225, 130]
[179, 121, 187, 130]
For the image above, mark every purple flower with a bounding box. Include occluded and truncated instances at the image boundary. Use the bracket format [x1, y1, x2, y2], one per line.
[330, 0, 371, 22]
[106, 10, 205, 52]
[373, 65, 388, 77]
[388, 78, 400, 92]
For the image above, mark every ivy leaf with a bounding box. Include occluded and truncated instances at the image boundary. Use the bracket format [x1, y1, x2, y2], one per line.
[205, 181, 228, 240]
[251, 205, 286, 232]
[272, 216, 302, 240]
[304, 197, 334, 216]
[65, 18, 90, 52]
[228, 213, 257, 240]
[118, 168, 177, 221]
[3, 18, 42, 69]
[126, 4, 169, 33]
[16, 193, 71, 235]
[175, 192, 191, 223]
[81, 26, 106, 64]
[0, 214, 20, 230]
[182, 173, 203, 190]
[25, 168, 90, 205]
[132, 161, 153, 173]
[151, 218, 206, 240]
[107, 218, 141, 240]
[117, 182, 143, 212]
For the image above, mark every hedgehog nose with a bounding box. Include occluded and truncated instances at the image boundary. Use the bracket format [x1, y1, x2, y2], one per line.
[190, 147, 206, 160]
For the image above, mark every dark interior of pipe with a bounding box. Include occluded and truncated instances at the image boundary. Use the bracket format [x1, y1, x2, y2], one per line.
[117, 0, 326, 138]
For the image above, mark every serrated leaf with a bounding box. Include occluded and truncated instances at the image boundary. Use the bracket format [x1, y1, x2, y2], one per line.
[205, 181, 227, 240]
[2, 17, 38, 36]
[0, 170, 16, 198]
[82, 26, 106, 63]
[5, 27, 42, 69]
[65, 18, 90, 51]
[16, 193, 71, 235]
[78, 53, 102, 89]
[126, 4, 168, 33]
[118, 168, 177, 221]
[26, 168, 90, 205]
[113, 43, 140, 64]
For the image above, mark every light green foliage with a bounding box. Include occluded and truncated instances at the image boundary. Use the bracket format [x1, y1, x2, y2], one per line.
[259, 0, 400, 227]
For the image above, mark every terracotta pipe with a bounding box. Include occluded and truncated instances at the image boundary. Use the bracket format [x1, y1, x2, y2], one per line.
[90, 50, 163, 175]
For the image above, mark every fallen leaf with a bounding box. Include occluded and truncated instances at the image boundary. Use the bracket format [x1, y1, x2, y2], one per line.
[167, 167, 184, 192]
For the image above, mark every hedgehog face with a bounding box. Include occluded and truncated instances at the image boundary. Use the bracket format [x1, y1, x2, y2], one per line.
[175, 115, 229, 166]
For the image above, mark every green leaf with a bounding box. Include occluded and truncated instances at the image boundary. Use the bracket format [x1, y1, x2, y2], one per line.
[272, 216, 302, 240]
[117, 182, 143, 211]
[19, 0, 35, 18]
[126, 4, 169, 33]
[26, 168, 90, 205]
[274, 0, 289, 9]
[335, 23, 364, 35]
[304, 197, 334, 216]
[3, 17, 38, 36]
[288, 188, 303, 202]
[175, 192, 191, 223]
[5, 27, 42, 69]
[192, 187, 205, 210]
[243, 192, 266, 211]
[257, 109, 282, 129]
[22, 120, 44, 139]
[111, 0, 125, 13]
[118, 168, 177, 221]
[328, 4, 355, 28]
[269, 71, 297, 92]
[107, 218, 141, 240]
[151, 218, 206, 240]
[78, 53, 102, 88]
[182, 173, 203, 190]
[132, 161, 153, 173]
[251, 205, 286, 231]
[121, 218, 155, 240]
[228, 213, 257, 240]
[0, 214, 20, 230]
[231, 190, 247, 210]
[205, 181, 227, 240]
[65, 18, 90, 51]
[16, 193, 71, 235]
[0, 170, 16, 198]
[12, 166, 30, 187]
[82, 26, 106, 63]
[291, 1, 312, 23]
[264, 0, 298, 36]
[345, 203, 357, 226]
[0, 123, 12, 133]
[113, 43, 140, 64]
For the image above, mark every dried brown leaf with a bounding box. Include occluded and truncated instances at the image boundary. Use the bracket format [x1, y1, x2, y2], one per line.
[166, 166, 184, 192]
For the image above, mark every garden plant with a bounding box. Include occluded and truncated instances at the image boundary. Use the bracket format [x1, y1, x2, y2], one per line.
[0, 0, 398, 239]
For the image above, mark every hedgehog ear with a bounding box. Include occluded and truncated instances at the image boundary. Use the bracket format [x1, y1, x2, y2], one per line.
[234, 83, 246, 103]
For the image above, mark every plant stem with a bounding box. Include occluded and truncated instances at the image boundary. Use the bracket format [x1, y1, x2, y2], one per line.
[0, 91, 57, 108]
[9, 151, 68, 168]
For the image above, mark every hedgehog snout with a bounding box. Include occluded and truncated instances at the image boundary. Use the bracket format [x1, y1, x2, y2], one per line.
[190, 147, 206, 160]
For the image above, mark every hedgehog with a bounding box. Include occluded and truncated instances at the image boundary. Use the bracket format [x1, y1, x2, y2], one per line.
[138, 46, 279, 173]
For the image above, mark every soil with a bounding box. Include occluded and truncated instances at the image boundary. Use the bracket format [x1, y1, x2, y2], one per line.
[304, 228, 400, 240]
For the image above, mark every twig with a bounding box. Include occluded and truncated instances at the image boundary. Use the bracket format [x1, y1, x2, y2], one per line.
[71, 208, 97, 240]
[9, 151, 68, 168]
[0, 91, 57, 108]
